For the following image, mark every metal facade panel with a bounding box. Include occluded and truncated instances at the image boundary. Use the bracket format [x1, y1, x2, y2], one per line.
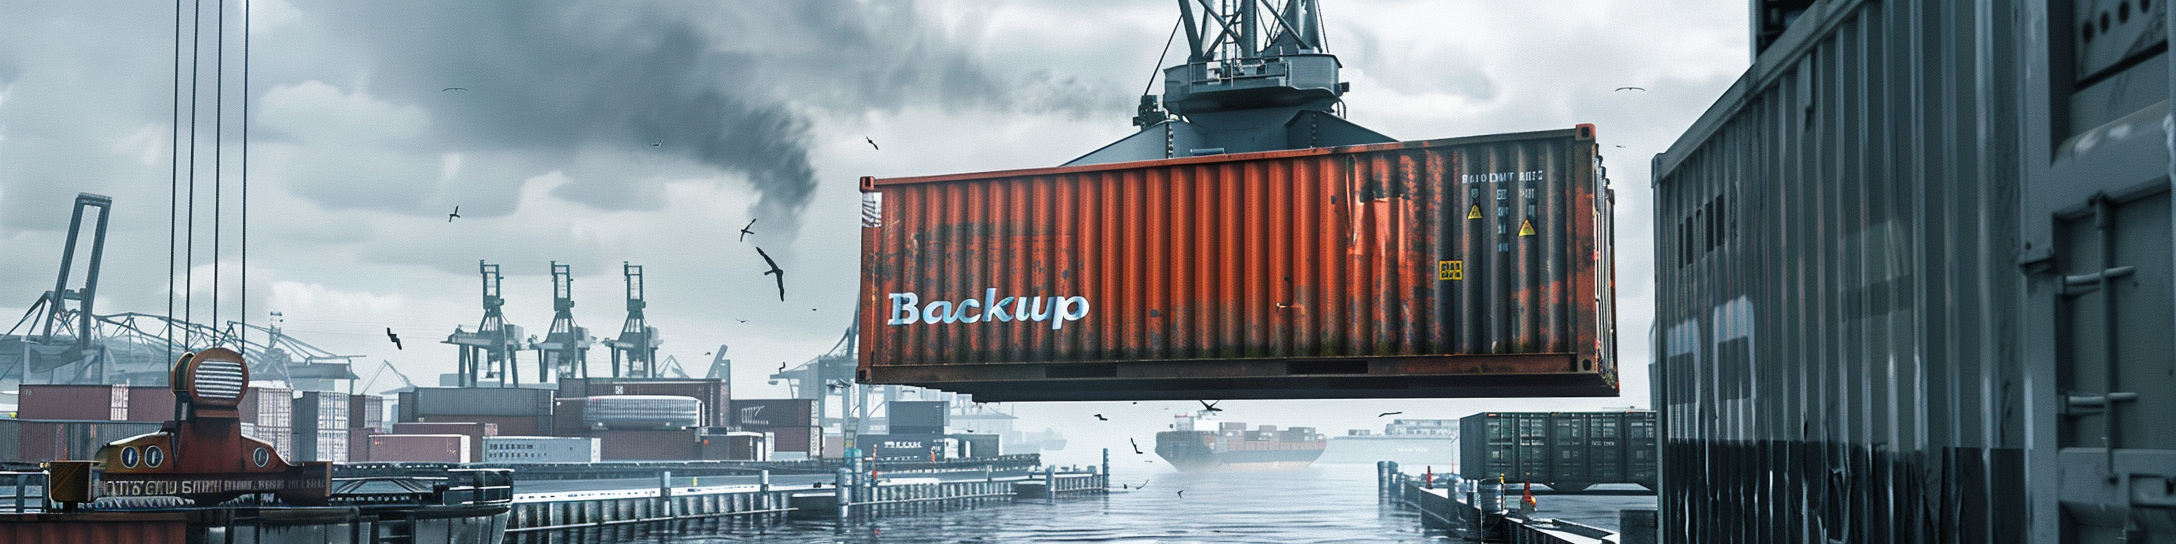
[859, 128, 1619, 401]
[1645, 0, 2127, 540]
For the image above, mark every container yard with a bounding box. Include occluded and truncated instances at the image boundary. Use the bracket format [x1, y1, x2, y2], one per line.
[1457, 411, 1657, 492]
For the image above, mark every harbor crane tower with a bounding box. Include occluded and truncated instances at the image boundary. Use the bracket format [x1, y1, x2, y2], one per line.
[531, 261, 592, 381]
[443, 261, 525, 387]
[604, 262, 663, 378]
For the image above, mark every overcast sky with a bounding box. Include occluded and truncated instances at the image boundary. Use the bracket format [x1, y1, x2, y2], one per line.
[0, 1, 1748, 467]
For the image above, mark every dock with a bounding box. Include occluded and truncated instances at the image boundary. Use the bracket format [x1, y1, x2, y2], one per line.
[1377, 462, 1653, 544]
[1, 454, 1108, 543]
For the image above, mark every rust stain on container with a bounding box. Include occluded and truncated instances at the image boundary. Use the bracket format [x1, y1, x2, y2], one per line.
[857, 126, 1619, 401]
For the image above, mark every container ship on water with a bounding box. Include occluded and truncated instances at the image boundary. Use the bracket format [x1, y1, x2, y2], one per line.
[1318, 419, 1459, 468]
[1153, 412, 1325, 471]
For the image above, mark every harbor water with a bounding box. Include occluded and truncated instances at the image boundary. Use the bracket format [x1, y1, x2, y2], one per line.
[521, 464, 1653, 543]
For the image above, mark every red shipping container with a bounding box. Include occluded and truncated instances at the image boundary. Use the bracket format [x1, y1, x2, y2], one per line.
[19, 385, 127, 420]
[420, 414, 549, 436]
[732, 399, 815, 428]
[755, 425, 821, 454]
[392, 421, 497, 461]
[348, 428, 378, 462]
[124, 386, 177, 422]
[857, 126, 1618, 401]
[367, 434, 469, 463]
[595, 429, 696, 461]
[552, 398, 589, 436]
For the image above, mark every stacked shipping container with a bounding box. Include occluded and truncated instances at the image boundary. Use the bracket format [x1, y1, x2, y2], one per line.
[1457, 411, 1656, 492]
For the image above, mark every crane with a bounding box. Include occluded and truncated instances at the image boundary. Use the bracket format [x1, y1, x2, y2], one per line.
[443, 261, 525, 387]
[0, 193, 115, 384]
[530, 261, 592, 381]
[605, 262, 663, 378]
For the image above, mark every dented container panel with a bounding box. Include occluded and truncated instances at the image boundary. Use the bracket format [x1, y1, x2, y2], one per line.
[858, 127, 1618, 401]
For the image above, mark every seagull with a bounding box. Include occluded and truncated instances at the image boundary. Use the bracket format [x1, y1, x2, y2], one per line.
[739, 218, 757, 242]
[1614, 86, 1645, 92]
[1177, 490, 1185, 498]
[385, 328, 403, 350]
[1198, 400, 1222, 413]
[1130, 438, 1143, 455]
[865, 136, 879, 150]
[1094, 414, 1107, 421]
[447, 206, 460, 222]
[441, 87, 467, 92]
[651, 140, 662, 147]
[755, 247, 786, 301]
[737, 319, 749, 324]
[1378, 411, 1404, 417]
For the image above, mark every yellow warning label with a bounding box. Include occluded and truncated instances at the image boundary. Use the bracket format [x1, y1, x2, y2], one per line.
[1518, 218, 1536, 236]
[1467, 205, 1483, 220]
[1438, 260, 1463, 281]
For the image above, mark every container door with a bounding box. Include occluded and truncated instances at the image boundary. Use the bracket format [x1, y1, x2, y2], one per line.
[2022, 2, 2176, 539]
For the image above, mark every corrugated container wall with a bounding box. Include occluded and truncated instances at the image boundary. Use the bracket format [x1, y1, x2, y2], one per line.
[404, 387, 553, 418]
[733, 399, 815, 428]
[1651, 1, 2175, 542]
[18, 385, 127, 420]
[1456, 411, 1655, 492]
[858, 127, 1619, 401]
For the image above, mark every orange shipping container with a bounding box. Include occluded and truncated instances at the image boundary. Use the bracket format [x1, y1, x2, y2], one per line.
[857, 126, 1618, 401]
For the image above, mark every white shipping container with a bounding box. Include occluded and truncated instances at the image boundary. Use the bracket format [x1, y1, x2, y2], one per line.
[482, 436, 600, 463]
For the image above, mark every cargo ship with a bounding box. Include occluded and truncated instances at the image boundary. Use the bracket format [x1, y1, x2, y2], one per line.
[1318, 419, 1459, 467]
[1153, 412, 1324, 471]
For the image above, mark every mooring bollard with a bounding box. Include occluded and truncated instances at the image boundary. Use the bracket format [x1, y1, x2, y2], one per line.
[1101, 448, 1111, 489]
[834, 468, 852, 519]
[1043, 465, 1058, 500]
[760, 469, 771, 493]
[659, 470, 675, 518]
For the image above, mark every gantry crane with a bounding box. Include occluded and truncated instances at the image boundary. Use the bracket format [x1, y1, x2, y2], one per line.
[443, 261, 525, 387]
[530, 261, 592, 381]
[604, 262, 663, 378]
[0, 193, 114, 384]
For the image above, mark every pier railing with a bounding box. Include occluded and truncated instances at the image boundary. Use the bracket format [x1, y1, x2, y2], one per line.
[1377, 461, 1644, 544]
[0, 471, 45, 513]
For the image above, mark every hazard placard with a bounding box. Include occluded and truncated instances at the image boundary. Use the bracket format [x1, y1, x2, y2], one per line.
[1438, 260, 1463, 281]
[1518, 218, 1536, 236]
[1467, 205, 1483, 220]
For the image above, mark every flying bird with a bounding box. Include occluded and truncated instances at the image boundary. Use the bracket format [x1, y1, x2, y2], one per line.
[1177, 490, 1185, 498]
[755, 247, 786, 301]
[385, 328, 403, 350]
[447, 206, 460, 222]
[1094, 414, 1107, 421]
[1378, 411, 1404, 418]
[736, 319, 749, 324]
[1130, 438, 1143, 455]
[441, 87, 467, 92]
[739, 218, 757, 241]
[1198, 400, 1222, 413]
[1614, 86, 1645, 91]
[865, 136, 879, 150]
[650, 140, 662, 147]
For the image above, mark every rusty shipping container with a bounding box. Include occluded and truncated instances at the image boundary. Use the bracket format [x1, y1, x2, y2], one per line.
[858, 126, 1618, 400]
[18, 385, 128, 420]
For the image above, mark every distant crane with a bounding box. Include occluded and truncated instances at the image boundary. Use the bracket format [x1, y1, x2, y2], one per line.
[530, 261, 593, 381]
[605, 262, 663, 378]
[0, 193, 114, 384]
[443, 261, 526, 387]
[704, 343, 732, 382]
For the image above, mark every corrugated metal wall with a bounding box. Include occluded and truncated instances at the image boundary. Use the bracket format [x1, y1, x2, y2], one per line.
[859, 128, 1617, 401]
[1653, 0, 2175, 541]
